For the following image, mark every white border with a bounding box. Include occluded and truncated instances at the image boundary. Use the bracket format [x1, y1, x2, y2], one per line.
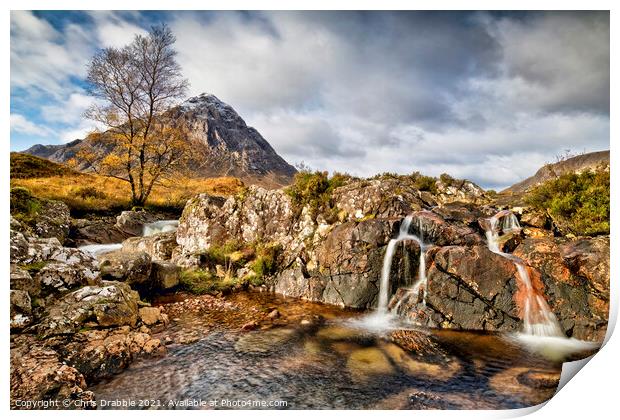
[2, 1, 617, 419]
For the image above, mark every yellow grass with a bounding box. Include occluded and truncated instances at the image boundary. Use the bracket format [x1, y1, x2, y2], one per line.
[11, 173, 245, 214]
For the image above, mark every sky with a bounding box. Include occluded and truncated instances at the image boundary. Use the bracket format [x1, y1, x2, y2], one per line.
[10, 11, 610, 190]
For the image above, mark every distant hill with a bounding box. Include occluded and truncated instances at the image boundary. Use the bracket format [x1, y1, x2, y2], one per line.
[22, 93, 297, 188]
[10, 152, 78, 179]
[502, 150, 610, 194]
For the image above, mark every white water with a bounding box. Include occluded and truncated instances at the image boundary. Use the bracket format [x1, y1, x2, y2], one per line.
[79, 219, 179, 257]
[143, 220, 179, 236]
[78, 243, 122, 257]
[484, 210, 563, 338]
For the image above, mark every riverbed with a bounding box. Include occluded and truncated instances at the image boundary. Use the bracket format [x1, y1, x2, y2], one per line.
[90, 291, 596, 410]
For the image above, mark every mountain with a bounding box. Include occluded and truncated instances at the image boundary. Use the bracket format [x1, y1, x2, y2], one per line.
[22, 94, 297, 188]
[502, 150, 610, 194]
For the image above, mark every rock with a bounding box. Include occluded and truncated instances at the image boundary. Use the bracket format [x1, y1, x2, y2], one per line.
[399, 245, 521, 331]
[36, 282, 140, 337]
[520, 210, 550, 229]
[267, 309, 280, 319]
[175, 194, 229, 254]
[115, 210, 159, 236]
[234, 328, 297, 353]
[122, 232, 177, 261]
[410, 210, 483, 246]
[514, 237, 609, 341]
[151, 261, 180, 290]
[98, 250, 152, 286]
[242, 321, 259, 331]
[10, 265, 41, 297]
[139, 307, 168, 326]
[48, 327, 165, 382]
[346, 347, 394, 381]
[32, 199, 71, 244]
[10, 340, 94, 409]
[71, 217, 131, 246]
[332, 178, 425, 221]
[10, 290, 32, 330]
[36, 260, 101, 294]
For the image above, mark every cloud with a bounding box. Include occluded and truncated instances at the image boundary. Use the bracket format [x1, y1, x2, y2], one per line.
[10, 11, 610, 189]
[10, 113, 54, 136]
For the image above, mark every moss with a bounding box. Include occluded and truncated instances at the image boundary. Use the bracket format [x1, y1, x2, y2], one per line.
[525, 168, 609, 236]
[19, 261, 49, 274]
[179, 269, 240, 295]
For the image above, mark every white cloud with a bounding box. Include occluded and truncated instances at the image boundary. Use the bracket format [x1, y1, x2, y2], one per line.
[10, 113, 54, 137]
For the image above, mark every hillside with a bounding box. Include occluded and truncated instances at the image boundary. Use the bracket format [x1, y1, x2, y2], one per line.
[502, 150, 610, 194]
[10, 152, 78, 179]
[22, 93, 297, 188]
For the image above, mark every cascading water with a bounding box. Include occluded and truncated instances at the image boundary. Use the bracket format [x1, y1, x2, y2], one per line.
[143, 220, 179, 236]
[377, 216, 428, 314]
[484, 210, 563, 337]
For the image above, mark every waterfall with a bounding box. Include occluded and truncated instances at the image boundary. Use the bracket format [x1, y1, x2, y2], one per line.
[377, 215, 427, 314]
[484, 210, 563, 337]
[143, 220, 179, 236]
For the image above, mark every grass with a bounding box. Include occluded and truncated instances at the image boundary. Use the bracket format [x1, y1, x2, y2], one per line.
[179, 269, 240, 295]
[10, 152, 77, 179]
[11, 161, 245, 216]
[525, 168, 610, 236]
[10, 187, 43, 224]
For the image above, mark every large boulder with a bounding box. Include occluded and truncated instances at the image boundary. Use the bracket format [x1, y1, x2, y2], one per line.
[36, 281, 141, 337]
[10, 265, 41, 297]
[71, 217, 131, 246]
[98, 251, 152, 286]
[275, 219, 418, 308]
[115, 210, 158, 236]
[396, 245, 521, 331]
[122, 232, 177, 261]
[514, 237, 609, 341]
[409, 210, 483, 246]
[10, 189, 71, 244]
[151, 261, 180, 290]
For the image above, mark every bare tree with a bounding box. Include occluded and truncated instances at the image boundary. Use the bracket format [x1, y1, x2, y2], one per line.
[78, 24, 189, 206]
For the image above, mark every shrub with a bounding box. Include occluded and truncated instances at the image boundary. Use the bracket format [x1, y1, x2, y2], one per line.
[10, 187, 42, 222]
[284, 171, 350, 219]
[410, 172, 438, 194]
[525, 169, 609, 236]
[74, 186, 107, 200]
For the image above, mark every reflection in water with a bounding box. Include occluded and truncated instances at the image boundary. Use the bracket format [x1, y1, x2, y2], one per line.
[91, 292, 597, 410]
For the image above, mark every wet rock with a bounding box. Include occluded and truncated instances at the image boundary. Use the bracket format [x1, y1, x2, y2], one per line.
[49, 327, 166, 382]
[234, 328, 297, 354]
[267, 309, 280, 319]
[37, 282, 140, 337]
[98, 250, 152, 286]
[410, 210, 483, 246]
[346, 347, 394, 381]
[242, 321, 259, 331]
[514, 236, 609, 341]
[122, 232, 177, 261]
[401, 245, 521, 331]
[10, 340, 94, 409]
[139, 307, 168, 326]
[71, 217, 131, 246]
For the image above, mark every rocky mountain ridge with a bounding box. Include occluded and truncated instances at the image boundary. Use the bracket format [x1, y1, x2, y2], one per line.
[22, 93, 297, 188]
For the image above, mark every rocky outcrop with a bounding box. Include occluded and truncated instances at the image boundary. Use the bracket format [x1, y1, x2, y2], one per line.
[36, 282, 141, 338]
[174, 175, 608, 341]
[70, 217, 131, 246]
[513, 237, 609, 341]
[115, 210, 159, 236]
